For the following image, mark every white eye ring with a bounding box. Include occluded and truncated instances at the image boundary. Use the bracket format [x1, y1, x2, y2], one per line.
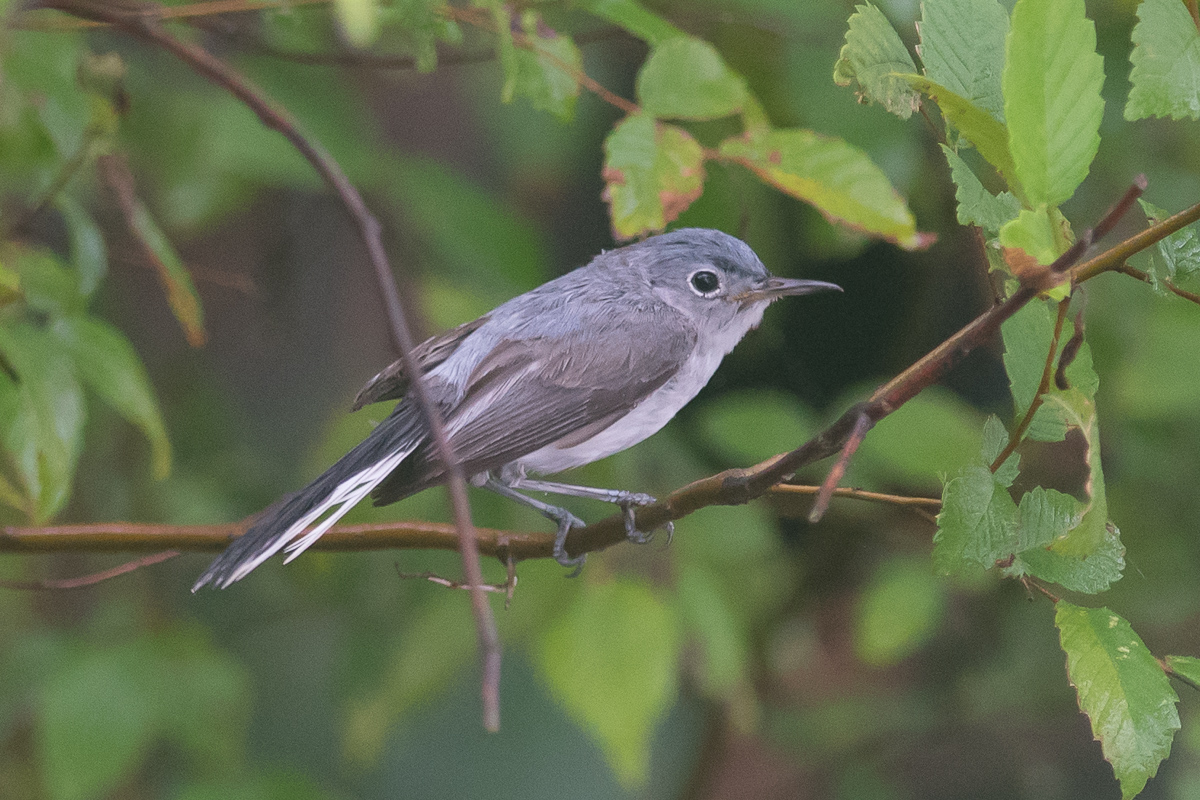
[688, 269, 721, 297]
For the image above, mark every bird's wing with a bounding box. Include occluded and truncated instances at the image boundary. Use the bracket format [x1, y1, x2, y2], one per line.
[351, 314, 491, 410]
[370, 305, 695, 503]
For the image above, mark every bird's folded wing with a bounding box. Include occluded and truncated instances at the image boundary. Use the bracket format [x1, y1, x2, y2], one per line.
[370, 306, 695, 502]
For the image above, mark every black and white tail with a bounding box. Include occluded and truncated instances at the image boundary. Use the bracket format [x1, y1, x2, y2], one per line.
[192, 405, 427, 591]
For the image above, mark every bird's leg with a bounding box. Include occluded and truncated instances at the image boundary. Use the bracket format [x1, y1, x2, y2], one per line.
[508, 478, 672, 546]
[482, 476, 587, 574]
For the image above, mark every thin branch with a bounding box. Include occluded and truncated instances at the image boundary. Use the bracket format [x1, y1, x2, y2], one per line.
[0, 550, 180, 590]
[990, 298, 1071, 472]
[768, 484, 942, 509]
[808, 410, 872, 522]
[1116, 263, 1200, 306]
[42, 0, 500, 731]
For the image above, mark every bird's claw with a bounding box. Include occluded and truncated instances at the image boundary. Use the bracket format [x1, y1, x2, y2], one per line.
[551, 510, 588, 576]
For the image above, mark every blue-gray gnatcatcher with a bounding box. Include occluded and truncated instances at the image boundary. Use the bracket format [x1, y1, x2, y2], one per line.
[193, 228, 840, 590]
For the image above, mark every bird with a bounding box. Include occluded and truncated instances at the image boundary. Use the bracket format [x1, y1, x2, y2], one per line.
[192, 228, 840, 590]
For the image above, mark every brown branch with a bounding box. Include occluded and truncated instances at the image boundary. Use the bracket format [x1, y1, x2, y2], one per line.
[768, 484, 942, 508]
[1117, 263, 1200, 306]
[42, 0, 500, 732]
[0, 550, 180, 590]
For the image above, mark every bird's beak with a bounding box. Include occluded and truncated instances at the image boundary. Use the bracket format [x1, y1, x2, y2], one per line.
[739, 277, 843, 303]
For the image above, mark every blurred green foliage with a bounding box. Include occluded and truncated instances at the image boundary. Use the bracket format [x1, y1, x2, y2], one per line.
[0, 0, 1199, 798]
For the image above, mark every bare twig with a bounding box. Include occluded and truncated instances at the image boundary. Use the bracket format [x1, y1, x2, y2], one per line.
[989, 298, 1071, 472]
[808, 410, 872, 522]
[768, 484, 942, 508]
[43, 0, 500, 731]
[0, 550, 180, 590]
[1117, 263, 1200, 306]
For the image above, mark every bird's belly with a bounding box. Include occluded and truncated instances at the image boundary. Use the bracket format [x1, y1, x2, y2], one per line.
[515, 349, 726, 476]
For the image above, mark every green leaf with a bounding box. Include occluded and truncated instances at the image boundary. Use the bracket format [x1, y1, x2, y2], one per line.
[636, 37, 748, 120]
[536, 579, 680, 788]
[1138, 199, 1200, 288]
[1165, 655, 1200, 686]
[1001, 298, 1069, 442]
[676, 562, 750, 695]
[1021, 387, 1124, 593]
[52, 316, 172, 479]
[694, 389, 817, 466]
[933, 464, 1019, 573]
[1003, 0, 1105, 207]
[333, 0, 379, 47]
[37, 630, 248, 800]
[0, 321, 85, 522]
[509, 12, 582, 122]
[127, 197, 206, 347]
[602, 114, 705, 240]
[1056, 603, 1179, 799]
[1125, 0, 1200, 121]
[580, 0, 686, 46]
[918, 0, 1009, 122]
[999, 206, 1072, 267]
[57, 197, 107, 298]
[854, 558, 944, 666]
[1014, 486, 1081, 552]
[905, 76, 1019, 195]
[857, 385, 984, 486]
[981, 414, 1019, 486]
[939, 145, 1020, 235]
[344, 592, 476, 764]
[39, 645, 158, 800]
[719, 128, 932, 250]
[833, 3, 921, 119]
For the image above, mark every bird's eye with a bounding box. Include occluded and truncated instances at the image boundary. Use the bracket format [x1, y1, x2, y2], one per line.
[689, 269, 721, 296]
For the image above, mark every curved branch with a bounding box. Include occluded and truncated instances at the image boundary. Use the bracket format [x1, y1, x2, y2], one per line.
[41, 0, 500, 731]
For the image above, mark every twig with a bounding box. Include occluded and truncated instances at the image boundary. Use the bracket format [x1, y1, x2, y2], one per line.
[808, 410, 872, 522]
[990, 298, 1071, 472]
[43, 0, 501, 732]
[768, 484, 942, 508]
[1116, 263, 1200, 306]
[0, 550, 180, 590]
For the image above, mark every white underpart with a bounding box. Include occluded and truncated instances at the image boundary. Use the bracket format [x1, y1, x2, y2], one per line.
[519, 300, 769, 475]
[220, 445, 416, 585]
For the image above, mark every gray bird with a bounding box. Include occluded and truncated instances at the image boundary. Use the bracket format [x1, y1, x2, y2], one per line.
[193, 228, 840, 590]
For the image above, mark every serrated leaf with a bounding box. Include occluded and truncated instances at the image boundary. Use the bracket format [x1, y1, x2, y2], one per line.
[719, 128, 932, 250]
[940, 145, 1020, 235]
[1056, 603, 1179, 799]
[934, 464, 1019, 573]
[1138, 199, 1200, 288]
[854, 558, 944, 666]
[636, 37, 748, 120]
[834, 3, 921, 119]
[1001, 299, 1068, 440]
[999, 206, 1072, 267]
[981, 414, 1020, 486]
[536, 579, 680, 787]
[904, 76, 1020, 197]
[602, 114, 705, 240]
[1165, 655, 1200, 686]
[52, 316, 171, 479]
[1022, 387, 1124, 594]
[509, 12, 582, 122]
[580, 0, 685, 46]
[1125, 0, 1200, 121]
[1003, 0, 1105, 207]
[918, 0, 1009, 122]
[1015, 486, 1081, 552]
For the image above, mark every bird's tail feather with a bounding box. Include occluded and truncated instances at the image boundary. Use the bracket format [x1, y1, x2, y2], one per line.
[192, 406, 426, 591]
